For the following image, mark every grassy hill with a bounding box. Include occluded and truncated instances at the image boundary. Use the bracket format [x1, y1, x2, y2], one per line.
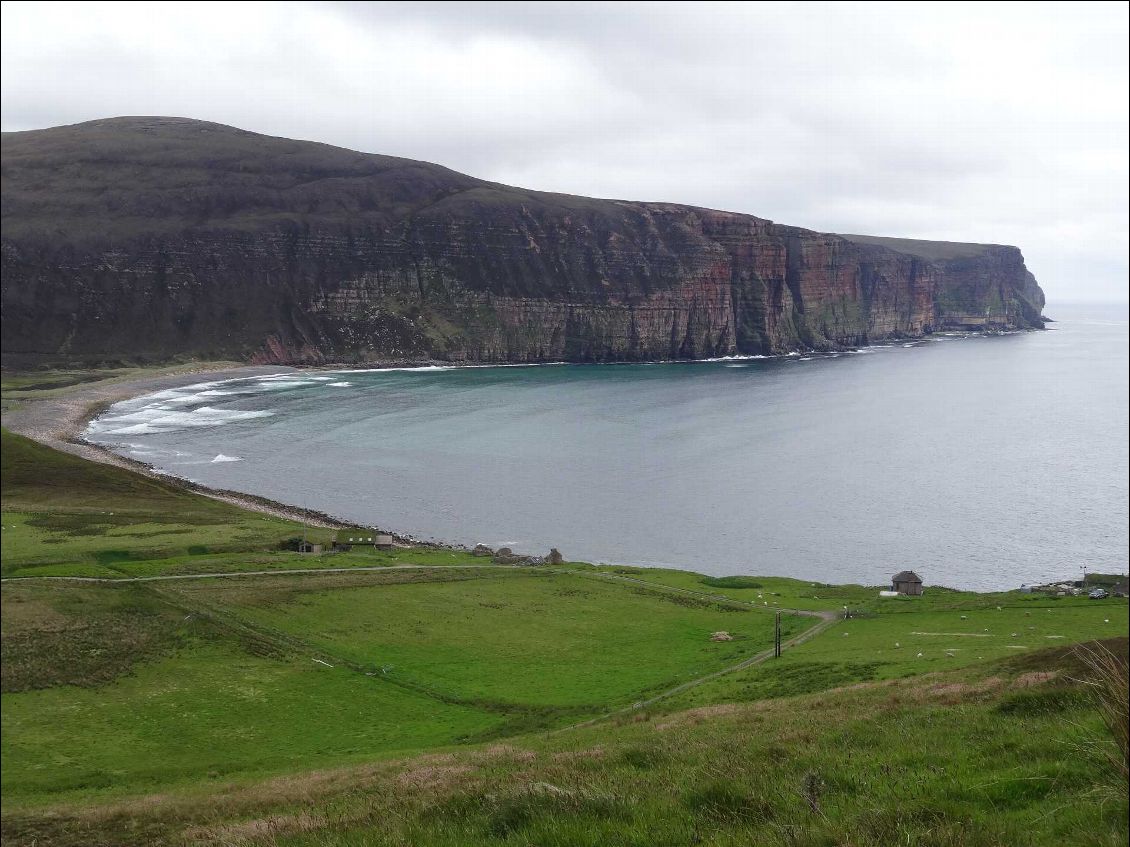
[1, 430, 1126, 846]
[838, 233, 1002, 261]
[1, 428, 311, 576]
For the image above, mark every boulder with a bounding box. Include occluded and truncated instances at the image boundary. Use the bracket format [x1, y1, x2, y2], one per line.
[472, 544, 493, 557]
[547, 548, 564, 565]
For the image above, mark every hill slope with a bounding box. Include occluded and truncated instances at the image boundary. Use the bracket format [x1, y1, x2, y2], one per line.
[1, 429, 1125, 846]
[1, 117, 1046, 365]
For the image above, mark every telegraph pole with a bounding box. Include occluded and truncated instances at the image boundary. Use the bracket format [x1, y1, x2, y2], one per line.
[774, 611, 781, 658]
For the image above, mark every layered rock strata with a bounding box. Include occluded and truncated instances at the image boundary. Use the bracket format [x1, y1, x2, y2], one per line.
[1, 117, 1045, 365]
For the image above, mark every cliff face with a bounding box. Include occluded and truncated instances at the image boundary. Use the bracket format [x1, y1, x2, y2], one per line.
[0, 117, 1045, 365]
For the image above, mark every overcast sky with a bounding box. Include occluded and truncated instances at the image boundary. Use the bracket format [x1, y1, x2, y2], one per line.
[2, 1, 1127, 303]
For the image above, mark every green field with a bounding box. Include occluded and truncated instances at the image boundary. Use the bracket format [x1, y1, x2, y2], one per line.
[1, 567, 803, 806]
[1, 429, 313, 575]
[1, 426, 1127, 846]
[2, 428, 528, 579]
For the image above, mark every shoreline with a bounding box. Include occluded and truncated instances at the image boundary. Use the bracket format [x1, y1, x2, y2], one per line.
[1, 363, 365, 532]
[1, 332, 1086, 583]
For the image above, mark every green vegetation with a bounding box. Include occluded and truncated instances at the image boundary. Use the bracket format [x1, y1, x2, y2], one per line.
[1, 429, 309, 575]
[839, 233, 999, 261]
[699, 575, 763, 589]
[2, 568, 794, 807]
[167, 569, 794, 709]
[666, 600, 1127, 710]
[1, 424, 1126, 845]
[598, 564, 1048, 614]
[3, 641, 1126, 846]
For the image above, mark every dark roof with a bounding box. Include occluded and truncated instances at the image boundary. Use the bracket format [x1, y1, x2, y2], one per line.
[892, 571, 923, 583]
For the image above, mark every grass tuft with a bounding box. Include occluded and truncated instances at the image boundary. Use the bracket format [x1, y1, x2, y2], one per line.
[995, 686, 1091, 717]
[1074, 640, 1130, 785]
[684, 780, 774, 824]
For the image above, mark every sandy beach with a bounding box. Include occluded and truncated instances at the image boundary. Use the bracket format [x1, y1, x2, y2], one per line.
[1, 363, 352, 528]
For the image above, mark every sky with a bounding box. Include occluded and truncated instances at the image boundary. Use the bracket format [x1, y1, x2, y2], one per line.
[1, 1, 1127, 303]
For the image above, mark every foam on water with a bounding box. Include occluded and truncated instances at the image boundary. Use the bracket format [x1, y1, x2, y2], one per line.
[156, 395, 210, 405]
[701, 354, 773, 362]
[94, 406, 273, 435]
[254, 380, 318, 390]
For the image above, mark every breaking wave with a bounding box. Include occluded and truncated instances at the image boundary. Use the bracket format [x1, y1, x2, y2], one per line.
[92, 406, 273, 436]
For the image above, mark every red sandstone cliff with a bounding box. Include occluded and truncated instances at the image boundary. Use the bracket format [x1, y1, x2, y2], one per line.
[0, 118, 1045, 365]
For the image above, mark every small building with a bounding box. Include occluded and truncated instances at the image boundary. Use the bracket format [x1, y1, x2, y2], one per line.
[892, 570, 924, 596]
[297, 542, 323, 554]
[375, 534, 394, 551]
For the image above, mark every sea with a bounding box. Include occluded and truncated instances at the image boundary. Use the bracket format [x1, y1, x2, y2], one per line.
[86, 303, 1129, 591]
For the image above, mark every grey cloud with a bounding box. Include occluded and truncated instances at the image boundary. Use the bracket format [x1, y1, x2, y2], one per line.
[1, 0, 1126, 301]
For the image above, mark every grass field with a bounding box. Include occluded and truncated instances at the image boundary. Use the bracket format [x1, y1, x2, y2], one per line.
[1, 429, 315, 575]
[1, 564, 806, 807]
[1, 420, 1127, 846]
[1, 428, 523, 578]
[3, 640, 1126, 847]
[666, 597, 1128, 710]
[165, 568, 798, 708]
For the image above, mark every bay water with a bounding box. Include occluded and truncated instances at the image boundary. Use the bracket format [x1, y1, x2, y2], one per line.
[87, 304, 1129, 590]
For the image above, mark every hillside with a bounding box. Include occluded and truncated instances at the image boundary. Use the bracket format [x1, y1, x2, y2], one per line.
[1, 428, 1126, 846]
[1, 117, 1045, 366]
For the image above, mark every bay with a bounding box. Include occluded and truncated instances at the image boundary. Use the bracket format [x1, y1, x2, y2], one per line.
[87, 303, 1129, 590]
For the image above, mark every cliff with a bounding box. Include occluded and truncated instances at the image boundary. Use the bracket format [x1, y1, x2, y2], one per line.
[0, 117, 1045, 366]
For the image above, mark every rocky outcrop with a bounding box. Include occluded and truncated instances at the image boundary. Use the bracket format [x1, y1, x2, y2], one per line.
[0, 117, 1045, 366]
